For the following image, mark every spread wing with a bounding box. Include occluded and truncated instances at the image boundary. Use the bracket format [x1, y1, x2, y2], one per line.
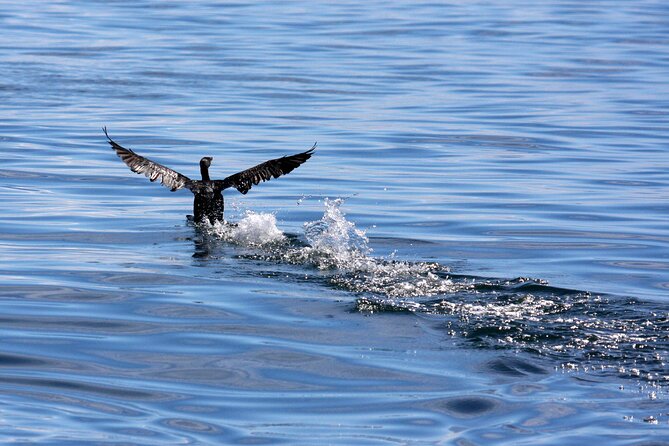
[216, 144, 316, 194]
[104, 127, 192, 192]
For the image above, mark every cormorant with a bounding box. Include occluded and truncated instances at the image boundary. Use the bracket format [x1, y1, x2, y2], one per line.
[104, 127, 315, 224]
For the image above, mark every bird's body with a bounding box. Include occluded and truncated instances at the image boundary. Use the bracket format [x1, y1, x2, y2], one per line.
[193, 183, 224, 224]
[104, 128, 315, 224]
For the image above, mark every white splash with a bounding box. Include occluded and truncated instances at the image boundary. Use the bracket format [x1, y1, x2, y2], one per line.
[211, 211, 286, 247]
[299, 198, 371, 269]
[206, 198, 453, 298]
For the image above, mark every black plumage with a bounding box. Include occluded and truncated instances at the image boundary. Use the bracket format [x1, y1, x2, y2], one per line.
[104, 127, 315, 224]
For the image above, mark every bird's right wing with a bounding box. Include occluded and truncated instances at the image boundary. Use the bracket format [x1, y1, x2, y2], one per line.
[104, 127, 192, 192]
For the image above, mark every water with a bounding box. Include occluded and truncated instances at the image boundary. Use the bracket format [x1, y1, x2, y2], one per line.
[1, 1, 668, 443]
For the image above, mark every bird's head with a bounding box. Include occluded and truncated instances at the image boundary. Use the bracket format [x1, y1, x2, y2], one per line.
[200, 156, 213, 168]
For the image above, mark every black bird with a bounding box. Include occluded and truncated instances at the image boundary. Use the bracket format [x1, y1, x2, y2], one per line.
[104, 127, 315, 224]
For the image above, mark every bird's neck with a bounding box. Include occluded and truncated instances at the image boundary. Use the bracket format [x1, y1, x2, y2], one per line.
[200, 164, 210, 181]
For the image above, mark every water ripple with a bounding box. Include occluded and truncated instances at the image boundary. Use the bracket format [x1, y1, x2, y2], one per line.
[1, 0, 668, 443]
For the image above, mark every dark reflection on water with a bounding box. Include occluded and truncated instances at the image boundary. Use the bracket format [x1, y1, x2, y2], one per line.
[1, 0, 669, 444]
[429, 395, 500, 418]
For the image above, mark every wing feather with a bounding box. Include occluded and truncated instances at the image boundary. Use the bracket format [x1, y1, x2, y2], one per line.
[216, 144, 316, 194]
[104, 127, 192, 192]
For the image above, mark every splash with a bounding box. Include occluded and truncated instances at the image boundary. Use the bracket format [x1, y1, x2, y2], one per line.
[203, 198, 455, 298]
[304, 198, 370, 257]
[282, 198, 456, 297]
[210, 211, 286, 247]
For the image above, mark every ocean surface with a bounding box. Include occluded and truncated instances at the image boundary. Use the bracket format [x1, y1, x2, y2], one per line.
[1, 1, 668, 444]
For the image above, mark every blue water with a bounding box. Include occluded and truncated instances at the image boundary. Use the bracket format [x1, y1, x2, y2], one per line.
[1, 1, 668, 444]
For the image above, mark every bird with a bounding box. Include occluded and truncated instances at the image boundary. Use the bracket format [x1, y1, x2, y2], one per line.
[104, 127, 315, 224]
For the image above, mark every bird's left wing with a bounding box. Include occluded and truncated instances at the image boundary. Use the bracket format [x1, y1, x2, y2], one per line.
[216, 144, 316, 194]
[104, 127, 192, 192]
